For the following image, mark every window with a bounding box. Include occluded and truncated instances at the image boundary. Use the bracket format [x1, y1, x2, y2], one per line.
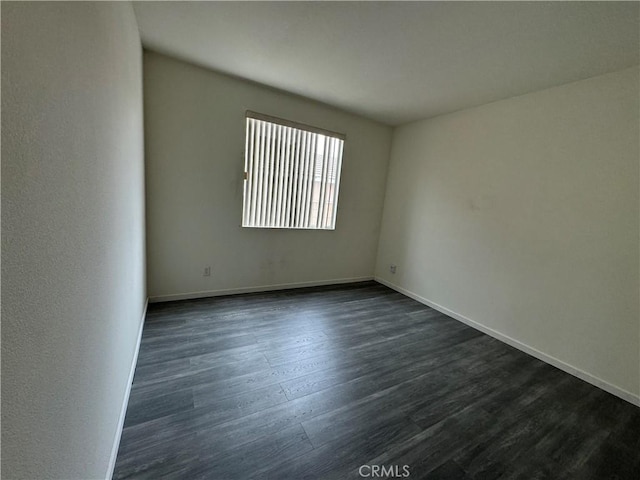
[242, 111, 345, 229]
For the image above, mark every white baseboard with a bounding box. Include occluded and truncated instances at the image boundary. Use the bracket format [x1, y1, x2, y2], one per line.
[106, 298, 148, 480]
[148, 276, 374, 303]
[375, 277, 640, 407]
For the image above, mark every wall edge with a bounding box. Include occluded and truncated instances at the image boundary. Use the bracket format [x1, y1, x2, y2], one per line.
[375, 277, 640, 407]
[148, 276, 374, 303]
[106, 298, 148, 480]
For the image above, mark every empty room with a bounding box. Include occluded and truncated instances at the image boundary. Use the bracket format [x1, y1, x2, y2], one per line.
[2, 1, 639, 479]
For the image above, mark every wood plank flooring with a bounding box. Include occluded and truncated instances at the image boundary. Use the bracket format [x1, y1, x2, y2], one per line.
[113, 281, 640, 479]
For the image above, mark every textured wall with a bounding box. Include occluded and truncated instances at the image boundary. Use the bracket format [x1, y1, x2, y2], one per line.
[144, 52, 392, 301]
[2, 3, 146, 478]
[376, 67, 640, 402]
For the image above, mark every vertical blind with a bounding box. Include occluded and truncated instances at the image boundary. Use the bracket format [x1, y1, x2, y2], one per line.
[242, 112, 345, 229]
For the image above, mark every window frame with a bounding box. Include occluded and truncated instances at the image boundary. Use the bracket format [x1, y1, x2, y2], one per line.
[241, 111, 346, 230]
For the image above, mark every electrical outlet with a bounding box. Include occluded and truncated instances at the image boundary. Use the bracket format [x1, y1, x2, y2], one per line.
[203, 266, 211, 277]
[389, 264, 397, 274]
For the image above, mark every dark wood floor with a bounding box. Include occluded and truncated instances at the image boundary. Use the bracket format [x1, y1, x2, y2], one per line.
[114, 282, 640, 480]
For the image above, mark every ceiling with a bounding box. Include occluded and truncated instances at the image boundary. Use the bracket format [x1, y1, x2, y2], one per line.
[133, 1, 640, 126]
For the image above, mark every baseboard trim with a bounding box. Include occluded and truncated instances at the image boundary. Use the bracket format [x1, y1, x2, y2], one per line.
[148, 276, 375, 303]
[106, 298, 148, 480]
[375, 277, 640, 407]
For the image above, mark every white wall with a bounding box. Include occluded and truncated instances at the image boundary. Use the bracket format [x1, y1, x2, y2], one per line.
[144, 51, 392, 301]
[376, 67, 640, 403]
[2, 3, 146, 479]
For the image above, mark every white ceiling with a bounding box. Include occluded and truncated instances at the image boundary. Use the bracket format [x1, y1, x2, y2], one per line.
[133, 1, 639, 126]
